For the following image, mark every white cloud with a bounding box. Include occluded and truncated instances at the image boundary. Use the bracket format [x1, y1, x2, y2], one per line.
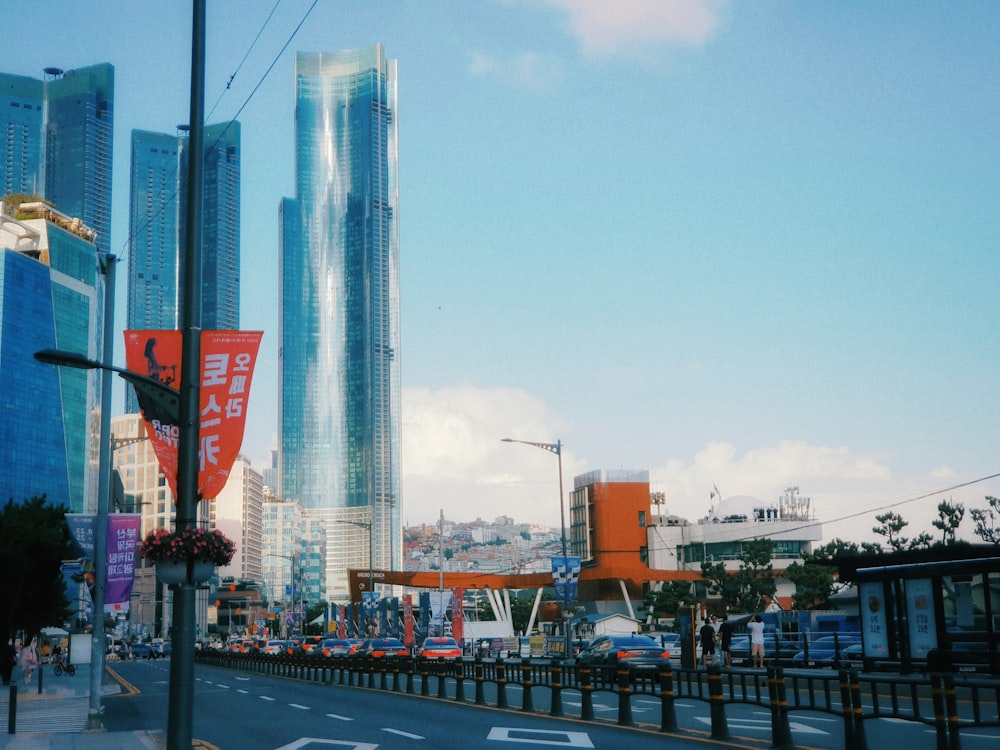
[545, 0, 727, 58]
[467, 51, 564, 91]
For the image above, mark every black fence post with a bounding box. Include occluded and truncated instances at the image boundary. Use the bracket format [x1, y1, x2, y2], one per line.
[770, 666, 795, 750]
[437, 661, 448, 700]
[707, 664, 730, 741]
[579, 665, 594, 721]
[406, 656, 416, 694]
[840, 669, 856, 750]
[496, 658, 509, 709]
[550, 659, 564, 717]
[616, 667, 633, 726]
[944, 674, 962, 750]
[420, 658, 430, 696]
[930, 673, 949, 750]
[454, 661, 465, 703]
[521, 661, 534, 713]
[7, 683, 16, 734]
[474, 658, 485, 705]
[848, 669, 868, 750]
[659, 663, 678, 733]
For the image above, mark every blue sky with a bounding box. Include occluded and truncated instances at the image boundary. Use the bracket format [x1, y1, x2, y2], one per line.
[9, 1, 999, 543]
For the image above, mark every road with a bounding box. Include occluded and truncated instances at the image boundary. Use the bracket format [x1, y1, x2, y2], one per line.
[102, 660, 731, 749]
[102, 659, 1000, 750]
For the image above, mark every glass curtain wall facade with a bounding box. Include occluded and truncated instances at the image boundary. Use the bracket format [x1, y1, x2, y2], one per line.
[0, 215, 102, 511]
[279, 45, 401, 603]
[126, 122, 240, 411]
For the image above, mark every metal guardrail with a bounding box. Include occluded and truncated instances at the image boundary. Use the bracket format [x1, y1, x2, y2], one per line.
[195, 650, 999, 750]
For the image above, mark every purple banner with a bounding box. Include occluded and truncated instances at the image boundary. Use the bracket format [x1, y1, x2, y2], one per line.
[65, 514, 141, 614]
[106, 515, 141, 614]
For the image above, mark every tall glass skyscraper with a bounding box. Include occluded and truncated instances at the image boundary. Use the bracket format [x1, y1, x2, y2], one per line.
[279, 45, 401, 603]
[0, 63, 113, 512]
[0, 64, 114, 257]
[126, 122, 241, 411]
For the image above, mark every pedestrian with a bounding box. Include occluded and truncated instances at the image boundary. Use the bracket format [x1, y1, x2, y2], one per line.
[748, 614, 766, 668]
[699, 617, 716, 667]
[18, 638, 37, 685]
[719, 616, 735, 668]
[0, 640, 14, 685]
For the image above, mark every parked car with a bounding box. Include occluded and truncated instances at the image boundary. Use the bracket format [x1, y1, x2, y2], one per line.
[298, 636, 324, 655]
[318, 638, 363, 658]
[358, 638, 409, 659]
[576, 634, 671, 671]
[129, 642, 154, 659]
[262, 640, 289, 655]
[792, 635, 861, 667]
[418, 636, 462, 660]
[728, 634, 802, 664]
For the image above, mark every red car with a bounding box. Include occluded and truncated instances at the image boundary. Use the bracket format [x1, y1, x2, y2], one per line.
[418, 636, 462, 660]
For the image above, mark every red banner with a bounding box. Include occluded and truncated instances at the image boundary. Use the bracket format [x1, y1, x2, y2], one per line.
[123, 330, 263, 500]
[403, 595, 414, 648]
[451, 588, 464, 645]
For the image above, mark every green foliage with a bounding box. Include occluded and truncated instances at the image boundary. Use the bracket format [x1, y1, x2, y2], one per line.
[643, 580, 695, 619]
[700, 537, 776, 613]
[932, 499, 965, 544]
[0, 497, 75, 644]
[971, 496, 1000, 544]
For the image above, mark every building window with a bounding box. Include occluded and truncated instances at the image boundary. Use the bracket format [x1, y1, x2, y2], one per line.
[638, 510, 647, 528]
[640, 546, 648, 563]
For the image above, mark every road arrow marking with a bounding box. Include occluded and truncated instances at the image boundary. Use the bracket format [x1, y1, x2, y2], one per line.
[487, 727, 594, 747]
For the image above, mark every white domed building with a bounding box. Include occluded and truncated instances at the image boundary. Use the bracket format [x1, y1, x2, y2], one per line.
[647, 487, 823, 609]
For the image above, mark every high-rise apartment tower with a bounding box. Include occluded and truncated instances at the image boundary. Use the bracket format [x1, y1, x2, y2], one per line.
[279, 45, 401, 603]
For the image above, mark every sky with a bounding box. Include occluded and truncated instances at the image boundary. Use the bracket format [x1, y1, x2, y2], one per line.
[8, 1, 999, 545]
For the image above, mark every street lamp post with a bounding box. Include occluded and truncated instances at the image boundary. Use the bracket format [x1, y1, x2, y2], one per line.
[35, 347, 180, 723]
[336, 520, 374, 636]
[501, 437, 572, 657]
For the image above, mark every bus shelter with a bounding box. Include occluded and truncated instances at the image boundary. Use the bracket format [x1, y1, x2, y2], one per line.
[834, 545, 1000, 673]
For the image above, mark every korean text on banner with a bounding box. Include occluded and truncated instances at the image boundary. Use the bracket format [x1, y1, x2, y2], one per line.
[123, 330, 263, 500]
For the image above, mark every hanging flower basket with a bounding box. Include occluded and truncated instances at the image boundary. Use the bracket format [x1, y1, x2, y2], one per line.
[140, 526, 236, 568]
[155, 559, 217, 586]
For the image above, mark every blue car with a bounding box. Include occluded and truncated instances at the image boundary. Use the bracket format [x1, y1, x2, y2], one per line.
[792, 635, 861, 667]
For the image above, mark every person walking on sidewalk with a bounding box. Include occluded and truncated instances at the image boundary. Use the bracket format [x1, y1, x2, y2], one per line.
[0, 640, 14, 685]
[699, 618, 716, 667]
[18, 637, 37, 685]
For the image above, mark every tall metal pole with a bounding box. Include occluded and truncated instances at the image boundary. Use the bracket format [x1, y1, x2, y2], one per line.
[368, 522, 374, 636]
[167, 2, 205, 748]
[500, 438, 572, 657]
[87, 254, 115, 729]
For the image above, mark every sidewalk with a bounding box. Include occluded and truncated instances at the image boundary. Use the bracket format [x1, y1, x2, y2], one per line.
[0, 662, 164, 749]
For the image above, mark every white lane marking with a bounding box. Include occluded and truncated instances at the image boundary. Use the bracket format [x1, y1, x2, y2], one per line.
[235, 676, 250, 681]
[289, 703, 310, 710]
[382, 728, 425, 739]
[260, 695, 276, 701]
[237, 689, 249, 694]
[217, 684, 230, 689]
[694, 717, 829, 735]
[326, 713, 354, 721]
[275, 740, 377, 750]
[487, 727, 594, 747]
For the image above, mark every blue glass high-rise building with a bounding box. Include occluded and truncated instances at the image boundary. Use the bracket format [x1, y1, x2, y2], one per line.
[0, 64, 114, 257]
[125, 122, 240, 411]
[0, 202, 104, 511]
[0, 63, 113, 512]
[280, 45, 401, 603]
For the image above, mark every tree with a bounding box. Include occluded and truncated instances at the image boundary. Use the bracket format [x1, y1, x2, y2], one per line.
[872, 511, 910, 551]
[0, 497, 76, 645]
[784, 538, 874, 609]
[931, 499, 965, 545]
[644, 580, 695, 621]
[970, 496, 1000, 544]
[700, 538, 776, 613]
